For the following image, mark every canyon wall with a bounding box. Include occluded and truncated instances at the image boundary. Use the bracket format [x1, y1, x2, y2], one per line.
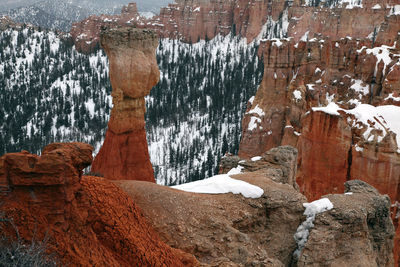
[70, 0, 400, 54]
[0, 143, 197, 266]
[91, 27, 159, 181]
[238, 16, 400, 266]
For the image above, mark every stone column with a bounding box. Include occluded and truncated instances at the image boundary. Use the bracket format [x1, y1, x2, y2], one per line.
[92, 27, 159, 182]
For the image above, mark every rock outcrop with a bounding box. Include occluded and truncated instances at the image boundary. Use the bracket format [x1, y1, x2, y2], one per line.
[0, 143, 198, 266]
[297, 180, 395, 266]
[91, 27, 159, 182]
[115, 146, 395, 266]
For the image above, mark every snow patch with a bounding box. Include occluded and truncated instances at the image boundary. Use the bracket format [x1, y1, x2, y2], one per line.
[293, 90, 302, 101]
[350, 79, 369, 97]
[247, 105, 265, 117]
[293, 198, 334, 259]
[251, 156, 262, 161]
[172, 174, 264, 199]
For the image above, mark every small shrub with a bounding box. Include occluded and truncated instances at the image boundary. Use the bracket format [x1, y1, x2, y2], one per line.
[0, 236, 58, 267]
[0, 211, 58, 267]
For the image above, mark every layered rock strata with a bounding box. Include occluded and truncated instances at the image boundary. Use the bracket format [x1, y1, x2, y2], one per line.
[91, 27, 159, 181]
[0, 143, 198, 266]
[70, 0, 400, 53]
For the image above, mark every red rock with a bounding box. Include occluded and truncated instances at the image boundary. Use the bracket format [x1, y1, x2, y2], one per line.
[238, 31, 400, 266]
[0, 143, 198, 266]
[296, 110, 352, 199]
[91, 27, 159, 182]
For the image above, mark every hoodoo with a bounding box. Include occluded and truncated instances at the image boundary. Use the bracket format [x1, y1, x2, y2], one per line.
[91, 27, 160, 182]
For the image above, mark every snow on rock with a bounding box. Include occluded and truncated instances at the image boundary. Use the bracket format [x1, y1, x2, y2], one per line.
[312, 102, 341, 116]
[389, 5, 400, 15]
[248, 116, 262, 131]
[248, 96, 255, 104]
[350, 79, 369, 97]
[358, 44, 396, 76]
[171, 173, 264, 199]
[293, 90, 302, 101]
[372, 4, 381, 9]
[251, 156, 262, 161]
[227, 165, 244, 175]
[293, 198, 334, 259]
[385, 93, 400, 102]
[247, 104, 265, 116]
[247, 104, 265, 131]
[312, 103, 400, 148]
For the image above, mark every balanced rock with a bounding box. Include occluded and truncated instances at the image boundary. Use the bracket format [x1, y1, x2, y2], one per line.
[91, 27, 159, 182]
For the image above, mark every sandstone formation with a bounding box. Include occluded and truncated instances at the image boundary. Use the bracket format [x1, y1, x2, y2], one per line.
[116, 146, 395, 266]
[91, 27, 159, 181]
[0, 143, 198, 266]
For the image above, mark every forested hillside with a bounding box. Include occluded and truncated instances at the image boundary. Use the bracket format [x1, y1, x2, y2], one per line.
[0, 25, 266, 184]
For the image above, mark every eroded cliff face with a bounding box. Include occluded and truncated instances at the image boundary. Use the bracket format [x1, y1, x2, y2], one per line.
[91, 27, 159, 181]
[0, 143, 197, 266]
[238, 18, 400, 266]
[70, 0, 400, 54]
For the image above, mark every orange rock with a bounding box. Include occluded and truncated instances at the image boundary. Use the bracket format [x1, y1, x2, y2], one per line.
[0, 143, 198, 266]
[91, 27, 159, 182]
[296, 111, 352, 199]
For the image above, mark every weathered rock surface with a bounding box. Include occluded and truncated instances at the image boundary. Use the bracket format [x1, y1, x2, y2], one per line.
[0, 143, 198, 266]
[220, 145, 299, 190]
[115, 146, 395, 266]
[91, 27, 159, 182]
[115, 147, 307, 266]
[297, 180, 395, 267]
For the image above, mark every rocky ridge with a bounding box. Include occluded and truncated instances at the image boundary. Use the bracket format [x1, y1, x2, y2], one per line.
[91, 26, 159, 181]
[115, 145, 395, 266]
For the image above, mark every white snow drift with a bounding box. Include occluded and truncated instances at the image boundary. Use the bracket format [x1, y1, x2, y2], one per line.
[172, 167, 264, 199]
